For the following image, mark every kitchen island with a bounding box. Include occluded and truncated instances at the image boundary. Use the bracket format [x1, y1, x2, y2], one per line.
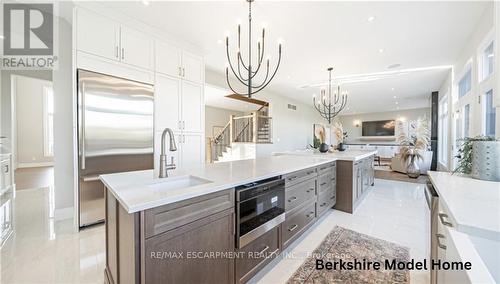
[274, 149, 377, 213]
[100, 155, 340, 284]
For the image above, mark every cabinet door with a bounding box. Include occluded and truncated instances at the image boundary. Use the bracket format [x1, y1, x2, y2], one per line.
[155, 74, 181, 132]
[181, 133, 204, 169]
[76, 9, 120, 61]
[181, 81, 204, 132]
[182, 51, 204, 83]
[145, 210, 234, 284]
[156, 41, 182, 78]
[120, 26, 154, 70]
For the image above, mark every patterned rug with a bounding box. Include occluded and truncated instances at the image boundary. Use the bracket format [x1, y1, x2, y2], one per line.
[287, 226, 410, 284]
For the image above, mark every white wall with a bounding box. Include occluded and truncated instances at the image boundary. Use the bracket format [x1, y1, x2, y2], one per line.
[205, 69, 324, 157]
[205, 106, 243, 139]
[339, 108, 431, 144]
[13, 76, 54, 166]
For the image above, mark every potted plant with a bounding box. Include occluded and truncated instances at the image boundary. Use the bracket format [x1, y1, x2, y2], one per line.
[397, 118, 430, 178]
[334, 122, 348, 151]
[454, 136, 499, 181]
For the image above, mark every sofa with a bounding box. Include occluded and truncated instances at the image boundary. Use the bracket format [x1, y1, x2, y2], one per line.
[390, 151, 433, 175]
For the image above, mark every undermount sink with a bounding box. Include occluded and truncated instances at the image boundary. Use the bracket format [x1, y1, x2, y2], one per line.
[147, 175, 212, 191]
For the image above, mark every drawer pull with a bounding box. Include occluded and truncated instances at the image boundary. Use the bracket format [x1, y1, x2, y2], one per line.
[436, 233, 446, 250]
[319, 202, 327, 207]
[258, 245, 270, 255]
[438, 213, 453, 227]
[306, 171, 315, 175]
[288, 224, 298, 232]
[306, 211, 315, 218]
[288, 175, 298, 181]
[330, 196, 335, 200]
[320, 182, 327, 186]
[306, 188, 314, 193]
[288, 197, 297, 203]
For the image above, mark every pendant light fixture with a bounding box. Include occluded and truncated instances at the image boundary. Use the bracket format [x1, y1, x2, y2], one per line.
[313, 67, 348, 124]
[225, 0, 282, 98]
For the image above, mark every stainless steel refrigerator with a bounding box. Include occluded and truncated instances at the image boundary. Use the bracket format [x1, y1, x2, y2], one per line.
[77, 70, 154, 228]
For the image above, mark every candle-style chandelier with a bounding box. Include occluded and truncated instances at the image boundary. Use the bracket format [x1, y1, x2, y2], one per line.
[313, 67, 348, 124]
[225, 0, 282, 98]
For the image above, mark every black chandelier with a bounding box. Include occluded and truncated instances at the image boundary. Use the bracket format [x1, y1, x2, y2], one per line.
[225, 0, 282, 98]
[313, 67, 348, 124]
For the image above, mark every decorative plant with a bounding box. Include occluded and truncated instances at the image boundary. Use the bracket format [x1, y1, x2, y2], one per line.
[397, 118, 430, 164]
[453, 136, 496, 174]
[334, 122, 347, 144]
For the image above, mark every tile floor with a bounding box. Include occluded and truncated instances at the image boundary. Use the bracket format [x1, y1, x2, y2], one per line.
[1, 179, 428, 284]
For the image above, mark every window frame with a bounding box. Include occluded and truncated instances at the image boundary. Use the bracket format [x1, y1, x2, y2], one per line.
[438, 95, 449, 166]
[482, 89, 496, 137]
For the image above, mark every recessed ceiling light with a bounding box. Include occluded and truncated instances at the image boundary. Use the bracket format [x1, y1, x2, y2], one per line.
[393, 95, 397, 99]
[142, 0, 150, 6]
[379, 48, 385, 53]
[391, 87, 395, 91]
[395, 102, 399, 105]
[367, 16, 376, 22]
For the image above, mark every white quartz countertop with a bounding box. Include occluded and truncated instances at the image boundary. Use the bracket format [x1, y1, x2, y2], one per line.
[428, 171, 500, 240]
[100, 155, 337, 214]
[273, 149, 377, 161]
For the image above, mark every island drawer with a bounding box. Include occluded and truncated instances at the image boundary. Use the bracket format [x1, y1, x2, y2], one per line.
[317, 172, 333, 193]
[144, 189, 234, 238]
[235, 226, 280, 284]
[317, 190, 335, 217]
[283, 201, 316, 246]
[317, 162, 335, 176]
[284, 167, 317, 187]
[285, 178, 316, 212]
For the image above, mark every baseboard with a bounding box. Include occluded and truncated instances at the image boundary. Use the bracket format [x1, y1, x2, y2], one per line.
[17, 162, 54, 168]
[54, 207, 74, 221]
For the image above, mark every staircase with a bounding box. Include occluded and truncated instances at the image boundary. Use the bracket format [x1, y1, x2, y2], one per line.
[209, 107, 272, 163]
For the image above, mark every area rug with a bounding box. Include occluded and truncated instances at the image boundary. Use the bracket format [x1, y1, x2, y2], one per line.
[375, 169, 429, 184]
[287, 226, 410, 284]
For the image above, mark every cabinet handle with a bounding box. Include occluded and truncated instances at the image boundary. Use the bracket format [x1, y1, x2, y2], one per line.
[182, 67, 186, 77]
[288, 224, 298, 232]
[319, 202, 327, 208]
[436, 233, 446, 250]
[288, 175, 298, 181]
[306, 211, 315, 218]
[121, 48, 124, 60]
[306, 188, 314, 193]
[182, 121, 185, 130]
[288, 196, 297, 203]
[438, 213, 453, 227]
[258, 245, 270, 255]
[3, 165, 8, 173]
[320, 182, 327, 186]
[306, 171, 315, 175]
[178, 67, 182, 77]
[115, 46, 119, 58]
[330, 195, 335, 200]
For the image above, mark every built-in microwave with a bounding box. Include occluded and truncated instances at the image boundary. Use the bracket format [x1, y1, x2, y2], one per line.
[236, 176, 285, 248]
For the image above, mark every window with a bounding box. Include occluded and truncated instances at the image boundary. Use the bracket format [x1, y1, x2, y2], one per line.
[438, 95, 449, 166]
[483, 90, 496, 136]
[43, 86, 54, 157]
[458, 69, 471, 98]
[481, 41, 494, 80]
[463, 104, 470, 138]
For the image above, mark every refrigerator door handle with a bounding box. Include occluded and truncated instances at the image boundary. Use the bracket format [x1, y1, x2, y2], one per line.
[81, 81, 86, 170]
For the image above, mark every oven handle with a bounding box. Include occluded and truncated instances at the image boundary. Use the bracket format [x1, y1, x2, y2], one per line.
[236, 179, 285, 201]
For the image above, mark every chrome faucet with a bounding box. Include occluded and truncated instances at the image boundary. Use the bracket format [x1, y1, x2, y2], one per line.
[159, 128, 177, 178]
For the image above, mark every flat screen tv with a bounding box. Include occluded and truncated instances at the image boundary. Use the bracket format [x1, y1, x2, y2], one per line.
[362, 120, 395, 136]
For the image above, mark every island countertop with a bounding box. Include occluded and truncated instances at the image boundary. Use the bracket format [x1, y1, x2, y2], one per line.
[100, 155, 337, 214]
[428, 171, 500, 240]
[273, 149, 377, 161]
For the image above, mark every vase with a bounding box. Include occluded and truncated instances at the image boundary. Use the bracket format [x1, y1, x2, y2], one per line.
[406, 155, 420, 178]
[319, 143, 329, 153]
[471, 141, 500, 182]
[338, 143, 346, 152]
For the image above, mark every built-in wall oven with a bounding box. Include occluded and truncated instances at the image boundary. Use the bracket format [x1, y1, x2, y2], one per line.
[236, 176, 285, 248]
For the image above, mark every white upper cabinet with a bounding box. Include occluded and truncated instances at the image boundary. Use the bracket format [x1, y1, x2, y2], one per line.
[182, 51, 204, 84]
[120, 27, 154, 70]
[76, 8, 153, 71]
[181, 81, 204, 132]
[76, 9, 120, 61]
[156, 41, 182, 78]
[155, 74, 181, 132]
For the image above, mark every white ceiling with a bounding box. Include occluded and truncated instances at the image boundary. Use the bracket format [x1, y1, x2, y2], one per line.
[104, 1, 490, 114]
[205, 84, 257, 112]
